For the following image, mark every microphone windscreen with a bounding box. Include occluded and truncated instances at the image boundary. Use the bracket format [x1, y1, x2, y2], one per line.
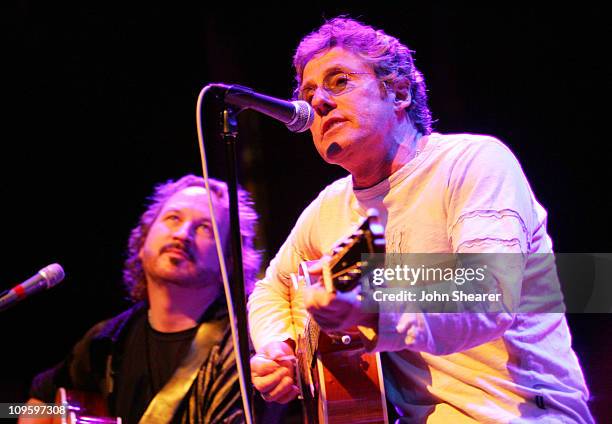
[39, 263, 65, 288]
[287, 101, 314, 133]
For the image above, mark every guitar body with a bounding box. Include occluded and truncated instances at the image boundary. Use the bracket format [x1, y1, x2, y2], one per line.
[294, 210, 389, 424]
[54, 388, 122, 424]
[301, 331, 388, 424]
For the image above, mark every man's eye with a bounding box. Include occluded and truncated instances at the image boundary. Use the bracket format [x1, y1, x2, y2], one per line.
[329, 74, 349, 91]
[165, 215, 180, 222]
[300, 88, 314, 104]
[197, 222, 212, 233]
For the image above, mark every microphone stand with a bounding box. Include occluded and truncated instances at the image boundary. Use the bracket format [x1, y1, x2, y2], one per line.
[220, 105, 255, 422]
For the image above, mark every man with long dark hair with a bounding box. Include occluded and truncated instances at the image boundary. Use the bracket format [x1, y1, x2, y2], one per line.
[21, 175, 260, 423]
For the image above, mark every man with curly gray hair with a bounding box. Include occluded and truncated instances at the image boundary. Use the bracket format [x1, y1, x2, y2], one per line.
[22, 175, 260, 424]
[248, 17, 593, 423]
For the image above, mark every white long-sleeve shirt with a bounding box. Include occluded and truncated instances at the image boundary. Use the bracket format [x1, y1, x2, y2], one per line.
[248, 133, 593, 423]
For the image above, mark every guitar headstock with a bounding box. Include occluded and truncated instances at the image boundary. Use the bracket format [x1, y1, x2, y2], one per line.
[322, 208, 385, 293]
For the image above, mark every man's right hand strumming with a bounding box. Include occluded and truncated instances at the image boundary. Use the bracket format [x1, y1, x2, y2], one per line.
[251, 341, 300, 404]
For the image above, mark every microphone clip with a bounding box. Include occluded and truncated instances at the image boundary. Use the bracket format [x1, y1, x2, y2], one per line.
[221, 105, 240, 138]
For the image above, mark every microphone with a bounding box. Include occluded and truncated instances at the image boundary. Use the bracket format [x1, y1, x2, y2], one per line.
[0, 264, 65, 311]
[207, 83, 314, 133]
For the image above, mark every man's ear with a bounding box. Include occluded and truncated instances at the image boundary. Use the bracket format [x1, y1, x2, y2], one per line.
[391, 80, 412, 112]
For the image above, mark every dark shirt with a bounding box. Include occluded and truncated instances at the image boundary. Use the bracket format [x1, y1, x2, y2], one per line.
[113, 312, 198, 423]
[29, 301, 244, 424]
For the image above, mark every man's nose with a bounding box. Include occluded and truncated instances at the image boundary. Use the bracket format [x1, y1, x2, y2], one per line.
[311, 88, 336, 116]
[173, 221, 193, 240]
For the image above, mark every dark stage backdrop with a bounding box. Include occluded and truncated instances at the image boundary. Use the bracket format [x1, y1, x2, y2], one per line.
[2, 2, 610, 421]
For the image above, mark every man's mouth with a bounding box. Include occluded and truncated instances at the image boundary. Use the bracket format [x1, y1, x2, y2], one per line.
[321, 118, 346, 137]
[161, 245, 193, 261]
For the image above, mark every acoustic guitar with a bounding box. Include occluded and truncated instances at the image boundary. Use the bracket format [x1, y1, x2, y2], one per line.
[53, 388, 121, 424]
[292, 210, 389, 424]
